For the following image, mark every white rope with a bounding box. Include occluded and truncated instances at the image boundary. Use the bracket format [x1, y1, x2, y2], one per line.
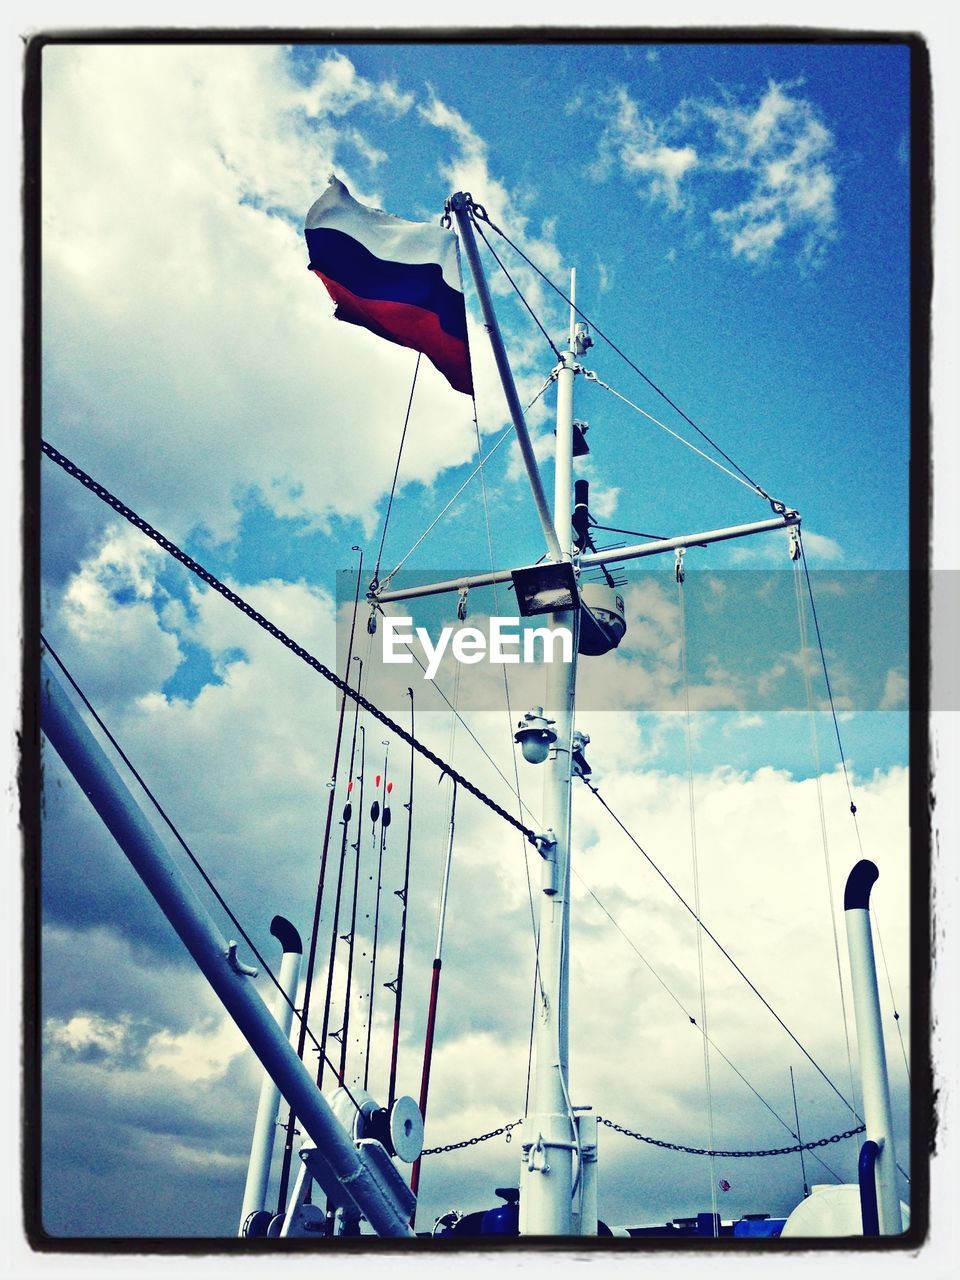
[677, 571, 720, 1233]
[379, 427, 513, 587]
[586, 370, 767, 498]
[792, 559, 860, 1127]
[379, 380, 553, 589]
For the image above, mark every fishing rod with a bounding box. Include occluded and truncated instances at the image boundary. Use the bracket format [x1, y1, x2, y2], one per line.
[316, 655, 364, 1093]
[409, 780, 458, 1202]
[386, 687, 415, 1109]
[276, 548, 363, 1213]
[338, 724, 366, 1088]
[790, 1065, 810, 1201]
[363, 743, 392, 1090]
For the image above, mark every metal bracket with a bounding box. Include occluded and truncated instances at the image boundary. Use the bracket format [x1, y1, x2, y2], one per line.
[523, 1137, 551, 1174]
[571, 731, 592, 781]
[225, 940, 258, 977]
[533, 829, 557, 859]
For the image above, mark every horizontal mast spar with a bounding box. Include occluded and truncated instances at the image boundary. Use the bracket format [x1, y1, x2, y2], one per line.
[372, 511, 800, 605]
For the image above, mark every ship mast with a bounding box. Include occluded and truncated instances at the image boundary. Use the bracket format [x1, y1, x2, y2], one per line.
[517, 274, 583, 1235]
[377, 195, 800, 1235]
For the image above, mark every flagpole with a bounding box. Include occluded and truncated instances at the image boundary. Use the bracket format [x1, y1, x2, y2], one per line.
[447, 193, 563, 564]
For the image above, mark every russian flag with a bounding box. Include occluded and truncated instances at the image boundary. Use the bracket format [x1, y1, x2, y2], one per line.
[305, 177, 473, 396]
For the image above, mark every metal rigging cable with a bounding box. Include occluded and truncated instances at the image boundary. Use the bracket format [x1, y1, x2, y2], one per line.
[470, 201, 777, 502]
[372, 352, 421, 589]
[796, 531, 911, 1086]
[471, 214, 562, 363]
[792, 547, 860, 1131]
[468, 388, 545, 1108]
[797, 531, 865, 828]
[377, 427, 512, 590]
[41, 441, 538, 846]
[585, 368, 774, 501]
[40, 633, 363, 1118]
[582, 777, 865, 1125]
[790, 1065, 810, 1199]
[872, 906, 911, 1085]
[377, 372, 554, 591]
[677, 560, 720, 1233]
[570, 863, 846, 1183]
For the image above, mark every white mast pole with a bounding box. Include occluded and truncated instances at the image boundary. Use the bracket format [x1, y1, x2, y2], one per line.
[519, 273, 581, 1236]
[239, 917, 302, 1234]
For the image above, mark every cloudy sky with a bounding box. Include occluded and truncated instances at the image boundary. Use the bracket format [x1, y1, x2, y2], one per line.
[34, 35, 917, 1246]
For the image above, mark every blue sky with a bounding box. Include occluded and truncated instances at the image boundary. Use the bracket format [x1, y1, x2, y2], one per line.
[37, 36, 915, 1243]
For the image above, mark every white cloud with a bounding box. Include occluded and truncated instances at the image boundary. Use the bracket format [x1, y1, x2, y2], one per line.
[145, 1016, 248, 1083]
[800, 530, 845, 563]
[592, 87, 700, 210]
[42, 46, 479, 552]
[704, 81, 837, 264]
[295, 50, 414, 120]
[730, 527, 843, 566]
[880, 668, 909, 710]
[52, 522, 183, 706]
[419, 89, 569, 347]
[48, 1013, 128, 1057]
[590, 79, 837, 266]
[622, 142, 699, 210]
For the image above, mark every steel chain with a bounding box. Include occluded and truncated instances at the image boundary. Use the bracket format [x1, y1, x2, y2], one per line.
[421, 1120, 522, 1156]
[420, 1116, 865, 1160]
[595, 1115, 865, 1158]
[42, 441, 539, 846]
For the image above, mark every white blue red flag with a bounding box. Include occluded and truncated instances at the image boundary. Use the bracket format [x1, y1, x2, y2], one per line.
[304, 176, 473, 396]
